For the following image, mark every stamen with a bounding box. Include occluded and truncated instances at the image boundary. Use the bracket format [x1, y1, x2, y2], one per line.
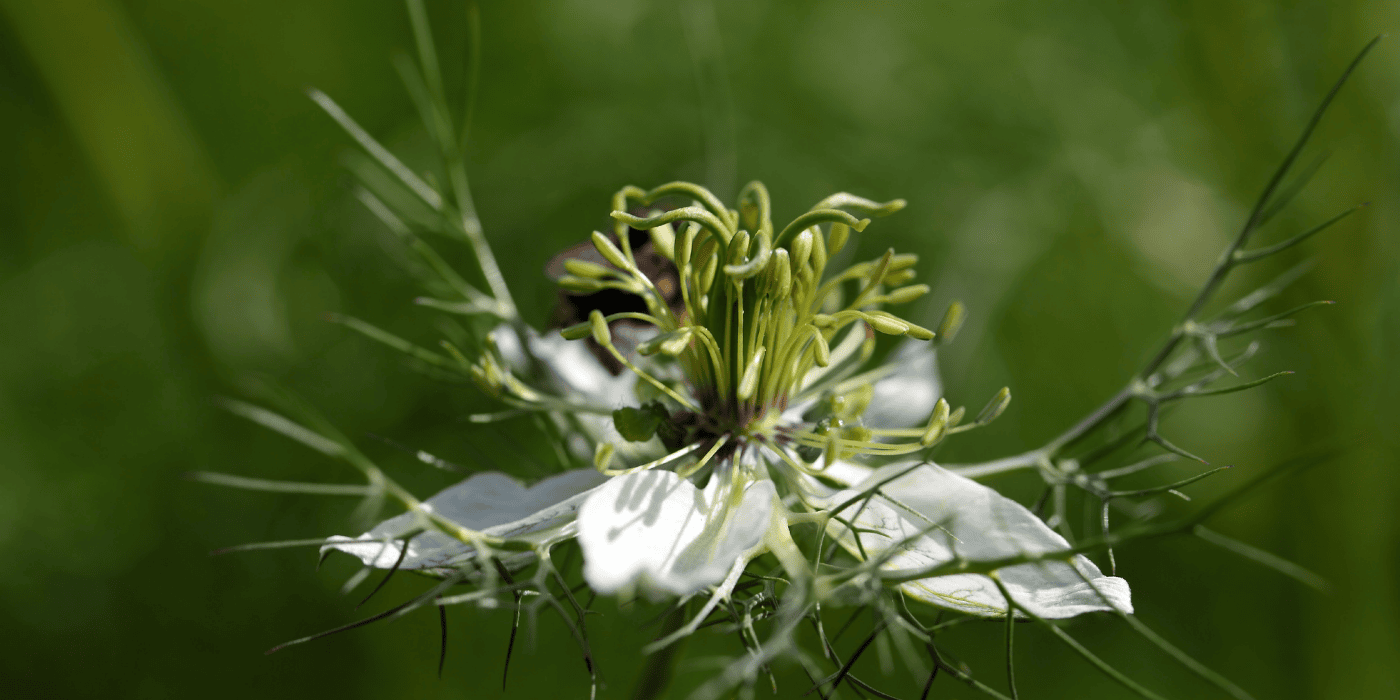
[676, 434, 731, 479]
[600, 442, 705, 477]
[588, 310, 700, 411]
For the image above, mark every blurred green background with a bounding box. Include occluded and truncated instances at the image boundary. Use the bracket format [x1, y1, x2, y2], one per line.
[2, 1, 1397, 698]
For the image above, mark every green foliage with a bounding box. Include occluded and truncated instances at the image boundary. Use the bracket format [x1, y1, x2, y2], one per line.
[613, 403, 667, 443]
[2, 1, 1398, 699]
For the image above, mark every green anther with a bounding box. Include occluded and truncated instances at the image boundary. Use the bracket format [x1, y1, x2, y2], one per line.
[558, 275, 609, 293]
[737, 347, 766, 401]
[560, 321, 593, 340]
[921, 398, 951, 446]
[661, 329, 693, 355]
[593, 442, 615, 471]
[811, 314, 837, 328]
[676, 223, 695, 269]
[729, 230, 752, 266]
[637, 329, 687, 355]
[947, 406, 967, 429]
[828, 222, 851, 256]
[564, 258, 616, 279]
[823, 428, 842, 467]
[771, 249, 793, 298]
[864, 311, 909, 335]
[842, 425, 873, 444]
[739, 200, 759, 233]
[840, 384, 873, 419]
[858, 334, 877, 362]
[698, 254, 719, 293]
[867, 249, 894, 286]
[884, 269, 917, 286]
[937, 300, 966, 344]
[791, 229, 814, 271]
[592, 231, 631, 270]
[812, 326, 831, 366]
[884, 284, 930, 305]
[887, 253, 918, 272]
[589, 309, 611, 345]
[725, 230, 773, 280]
[976, 387, 1012, 425]
[811, 226, 828, 275]
[695, 237, 717, 268]
[649, 222, 676, 260]
[904, 323, 935, 341]
[468, 364, 499, 398]
[843, 261, 875, 280]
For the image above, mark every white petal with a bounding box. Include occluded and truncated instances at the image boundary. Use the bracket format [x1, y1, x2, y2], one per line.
[529, 331, 637, 408]
[492, 323, 637, 409]
[861, 340, 940, 429]
[796, 324, 868, 395]
[324, 469, 607, 571]
[809, 461, 1131, 618]
[577, 470, 775, 596]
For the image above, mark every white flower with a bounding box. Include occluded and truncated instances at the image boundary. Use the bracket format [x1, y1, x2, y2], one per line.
[325, 181, 1130, 622]
[327, 333, 1128, 618]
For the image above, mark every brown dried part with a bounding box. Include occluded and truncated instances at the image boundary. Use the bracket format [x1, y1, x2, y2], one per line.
[546, 214, 684, 374]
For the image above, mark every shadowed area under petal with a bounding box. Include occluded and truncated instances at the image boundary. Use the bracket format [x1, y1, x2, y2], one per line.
[862, 339, 940, 429]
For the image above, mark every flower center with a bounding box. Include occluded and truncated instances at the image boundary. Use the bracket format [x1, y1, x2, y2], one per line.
[554, 181, 951, 475]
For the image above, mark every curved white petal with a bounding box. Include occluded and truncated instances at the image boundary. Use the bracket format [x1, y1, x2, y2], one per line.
[577, 470, 775, 596]
[530, 331, 637, 408]
[324, 468, 607, 571]
[492, 323, 637, 409]
[861, 340, 940, 430]
[808, 460, 1131, 618]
